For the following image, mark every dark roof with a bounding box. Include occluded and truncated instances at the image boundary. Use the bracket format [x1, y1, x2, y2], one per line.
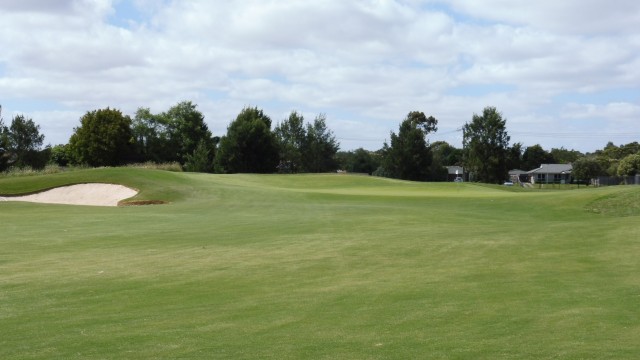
[527, 164, 572, 174]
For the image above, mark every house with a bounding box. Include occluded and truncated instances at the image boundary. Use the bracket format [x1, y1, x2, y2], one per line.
[508, 169, 529, 184]
[527, 164, 572, 184]
[445, 166, 465, 182]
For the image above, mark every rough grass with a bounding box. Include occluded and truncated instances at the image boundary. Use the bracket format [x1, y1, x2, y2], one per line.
[0, 164, 70, 177]
[586, 186, 640, 217]
[1, 169, 639, 359]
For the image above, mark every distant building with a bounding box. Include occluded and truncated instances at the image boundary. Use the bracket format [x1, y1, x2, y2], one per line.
[508, 169, 529, 184]
[445, 166, 465, 182]
[527, 164, 572, 184]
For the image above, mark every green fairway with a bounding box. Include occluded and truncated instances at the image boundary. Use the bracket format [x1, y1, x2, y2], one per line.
[1, 169, 639, 359]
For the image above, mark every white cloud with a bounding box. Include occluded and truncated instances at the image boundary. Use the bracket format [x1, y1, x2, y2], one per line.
[444, 0, 640, 35]
[0, 0, 638, 151]
[25, 110, 84, 146]
[562, 102, 640, 122]
[0, 0, 76, 13]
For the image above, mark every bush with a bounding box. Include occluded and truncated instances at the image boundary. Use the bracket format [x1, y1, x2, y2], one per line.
[126, 162, 183, 172]
[49, 144, 74, 167]
[1, 164, 66, 177]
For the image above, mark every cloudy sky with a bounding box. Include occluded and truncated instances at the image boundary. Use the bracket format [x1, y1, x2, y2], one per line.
[1, 0, 639, 152]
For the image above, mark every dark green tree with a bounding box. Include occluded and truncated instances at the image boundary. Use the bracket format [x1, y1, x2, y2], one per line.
[69, 108, 135, 167]
[427, 154, 449, 182]
[618, 154, 640, 176]
[506, 142, 523, 170]
[132, 107, 174, 163]
[132, 102, 214, 167]
[301, 114, 339, 173]
[462, 106, 510, 183]
[431, 141, 463, 166]
[586, 141, 640, 176]
[0, 107, 9, 171]
[6, 114, 47, 169]
[337, 148, 381, 174]
[164, 101, 213, 165]
[550, 147, 582, 164]
[274, 111, 306, 173]
[595, 142, 639, 161]
[522, 144, 554, 170]
[571, 157, 605, 184]
[214, 107, 279, 173]
[184, 139, 214, 173]
[620, 142, 640, 157]
[382, 111, 438, 181]
[429, 141, 459, 182]
[49, 144, 74, 167]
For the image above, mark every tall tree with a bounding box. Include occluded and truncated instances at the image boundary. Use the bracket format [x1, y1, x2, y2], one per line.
[0, 107, 10, 171]
[506, 142, 523, 170]
[69, 108, 135, 167]
[301, 114, 339, 173]
[274, 111, 306, 173]
[214, 107, 279, 173]
[382, 111, 438, 181]
[7, 114, 46, 168]
[132, 107, 174, 163]
[522, 144, 554, 170]
[164, 101, 213, 165]
[618, 154, 640, 176]
[572, 157, 605, 184]
[132, 102, 215, 169]
[462, 106, 510, 183]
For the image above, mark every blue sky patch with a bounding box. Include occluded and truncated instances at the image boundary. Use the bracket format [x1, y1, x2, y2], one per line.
[3, 99, 63, 114]
[424, 2, 498, 27]
[108, 1, 149, 29]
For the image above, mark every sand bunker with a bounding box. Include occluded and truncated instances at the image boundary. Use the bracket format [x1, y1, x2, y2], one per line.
[0, 183, 138, 207]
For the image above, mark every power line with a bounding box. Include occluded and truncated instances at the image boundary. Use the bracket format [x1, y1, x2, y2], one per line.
[338, 130, 640, 144]
[337, 137, 384, 142]
[510, 131, 640, 139]
[440, 128, 639, 139]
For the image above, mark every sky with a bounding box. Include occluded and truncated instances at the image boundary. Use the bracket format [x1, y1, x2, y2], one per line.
[0, 0, 639, 153]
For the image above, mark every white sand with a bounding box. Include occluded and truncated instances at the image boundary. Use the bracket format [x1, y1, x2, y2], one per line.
[1, 183, 138, 207]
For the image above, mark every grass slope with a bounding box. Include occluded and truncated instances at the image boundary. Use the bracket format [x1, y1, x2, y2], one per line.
[1, 170, 639, 359]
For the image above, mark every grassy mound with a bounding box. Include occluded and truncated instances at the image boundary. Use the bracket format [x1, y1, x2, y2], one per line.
[0, 167, 190, 204]
[1, 169, 639, 359]
[586, 186, 640, 217]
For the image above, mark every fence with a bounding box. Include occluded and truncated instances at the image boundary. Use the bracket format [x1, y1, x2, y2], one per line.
[593, 175, 640, 187]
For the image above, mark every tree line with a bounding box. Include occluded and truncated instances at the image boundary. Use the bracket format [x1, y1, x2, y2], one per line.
[1, 102, 340, 174]
[2, 102, 640, 183]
